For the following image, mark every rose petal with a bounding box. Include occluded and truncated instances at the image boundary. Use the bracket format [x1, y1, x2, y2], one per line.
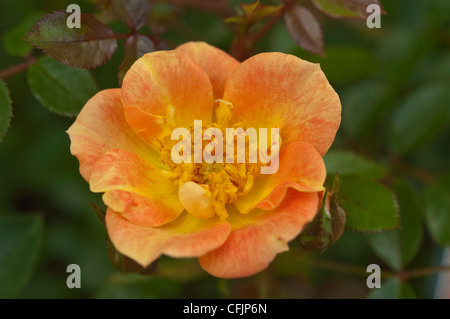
[106, 209, 231, 267]
[223, 52, 341, 155]
[67, 89, 158, 181]
[234, 141, 326, 214]
[90, 149, 182, 226]
[121, 50, 214, 144]
[199, 189, 320, 278]
[176, 42, 240, 99]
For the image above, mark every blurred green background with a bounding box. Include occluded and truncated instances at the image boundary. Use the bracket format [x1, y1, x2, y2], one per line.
[0, 0, 449, 299]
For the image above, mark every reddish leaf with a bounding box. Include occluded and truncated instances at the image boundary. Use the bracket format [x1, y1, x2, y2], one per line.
[111, 0, 152, 29]
[311, 0, 385, 19]
[26, 11, 118, 69]
[284, 6, 324, 56]
[118, 34, 155, 84]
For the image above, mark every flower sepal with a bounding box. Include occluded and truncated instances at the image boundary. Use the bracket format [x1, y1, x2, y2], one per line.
[298, 175, 346, 252]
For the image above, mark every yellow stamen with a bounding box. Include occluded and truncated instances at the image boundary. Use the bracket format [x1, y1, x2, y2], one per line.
[156, 107, 281, 220]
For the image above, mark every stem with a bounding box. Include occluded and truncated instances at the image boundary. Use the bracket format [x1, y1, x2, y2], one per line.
[252, 0, 295, 46]
[158, 0, 232, 16]
[231, 0, 296, 61]
[311, 257, 450, 282]
[0, 57, 37, 80]
[309, 259, 395, 279]
[403, 265, 450, 280]
[390, 155, 435, 184]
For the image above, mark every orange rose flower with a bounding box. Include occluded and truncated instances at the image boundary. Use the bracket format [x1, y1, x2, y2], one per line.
[67, 42, 341, 278]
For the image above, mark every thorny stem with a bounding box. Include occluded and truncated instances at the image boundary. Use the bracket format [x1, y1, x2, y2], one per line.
[252, 0, 296, 46]
[390, 155, 436, 184]
[230, 0, 296, 61]
[310, 259, 395, 279]
[310, 258, 450, 281]
[158, 0, 232, 16]
[0, 57, 37, 80]
[402, 265, 450, 280]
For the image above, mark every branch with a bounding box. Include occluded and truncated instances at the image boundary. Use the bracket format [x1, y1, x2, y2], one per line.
[309, 258, 395, 279]
[230, 0, 296, 61]
[0, 57, 37, 80]
[403, 265, 450, 280]
[158, 0, 232, 16]
[390, 155, 436, 184]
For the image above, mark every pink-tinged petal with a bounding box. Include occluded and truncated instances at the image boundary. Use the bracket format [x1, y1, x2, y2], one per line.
[176, 42, 240, 99]
[121, 50, 214, 144]
[67, 89, 159, 182]
[223, 52, 341, 155]
[234, 141, 326, 214]
[199, 189, 320, 278]
[90, 149, 182, 226]
[106, 209, 231, 267]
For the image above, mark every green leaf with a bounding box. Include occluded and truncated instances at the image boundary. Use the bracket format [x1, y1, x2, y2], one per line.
[339, 177, 399, 232]
[2, 12, 44, 57]
[284, 6, 324, 56]
[27, 56, 98, 116]
[424, 176, 450, 246]
[311, 0, 384, 19]
[94, 273, 181, 299]
[320, 47, 377, 83]
[118, 34, 155, 84]
[367, 179, 423, 270]
[0, 80, 12, 142]
[0, 214, 43, 298]
[111, 0, 152, 29]
[26, 11, 118, 69]
[389, 85, 450, 154]
[368, 278, 416, 299]
[324, 150, 386, 179]
[341, 81, 390, 137]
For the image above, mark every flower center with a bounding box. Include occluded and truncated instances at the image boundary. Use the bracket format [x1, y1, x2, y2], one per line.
[153, 100, 281, 220]
[155, 123, 262, 220]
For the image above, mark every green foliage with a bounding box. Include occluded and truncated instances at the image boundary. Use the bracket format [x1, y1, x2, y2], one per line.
[311, 0, 384, 19]
[389, 85, 450, 154]
[27, 56, 98, 116]
[424, 176, 450, 246]
[94, 273, 182, 299]
[0, 80, 12, 142]
[368, 278, 416, 299]
[339, 177, 399, 232]
[284, 5, 324, 56]
[366, 179, 423, 270]
[2, 12, 44, 57]
[319, 47, 377, 83]
[340, 81, 390, 137]
[324, 150, 386, 179]
[26, 11, 118, 69]
[0, 214, 43, 298]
